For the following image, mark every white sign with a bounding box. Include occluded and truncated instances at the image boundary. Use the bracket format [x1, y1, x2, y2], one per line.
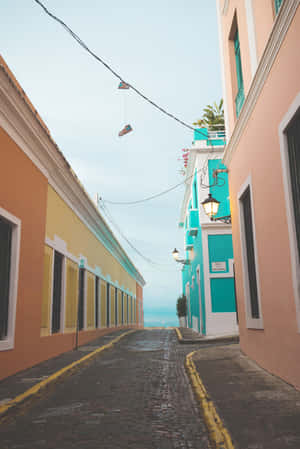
[212, 261, 226, 272]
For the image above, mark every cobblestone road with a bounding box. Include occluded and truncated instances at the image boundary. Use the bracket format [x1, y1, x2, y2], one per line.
[0, 330, 209, 449]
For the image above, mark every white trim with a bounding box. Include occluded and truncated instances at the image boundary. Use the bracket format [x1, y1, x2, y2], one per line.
[223, 0, 300, 166]
[45, 236, 79, 265]
[222, 0, 229, 15]
[244, 0, 258, 77]
[216, 0, 230, 139]
[185, 282, 191, 327]
[0, 208, 21, 351]
[279, 92, 300, 331]
[237, 175, 263, 329]
[196, 265, 203, 334]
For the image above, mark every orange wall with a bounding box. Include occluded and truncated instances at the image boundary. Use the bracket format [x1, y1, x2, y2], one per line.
[0, 127, 48, 380]
[225, 5, 300, 389]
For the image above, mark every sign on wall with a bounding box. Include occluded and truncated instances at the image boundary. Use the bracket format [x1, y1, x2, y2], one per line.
[211, 261, 226, 272]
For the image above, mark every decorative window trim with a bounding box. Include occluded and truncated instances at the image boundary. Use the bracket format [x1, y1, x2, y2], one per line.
[237, 175, 263, 329]
[279, 91, 300, 332]
[0, 207, 21, 351]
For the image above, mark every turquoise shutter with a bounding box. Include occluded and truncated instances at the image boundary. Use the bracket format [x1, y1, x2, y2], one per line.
[234, 30, 245, 117]
[274, 0, 283, 14]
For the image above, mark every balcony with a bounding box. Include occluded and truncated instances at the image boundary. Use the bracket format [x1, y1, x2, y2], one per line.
[235, 86, 245, 118]
[193, 127, 225, 147]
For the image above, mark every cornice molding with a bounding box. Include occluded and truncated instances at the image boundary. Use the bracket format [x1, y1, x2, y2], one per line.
[0, 65, 145, 287]
[223, 0, 300, 166]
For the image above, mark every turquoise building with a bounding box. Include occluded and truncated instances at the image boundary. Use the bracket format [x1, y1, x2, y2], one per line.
[178, 128, 238, 336]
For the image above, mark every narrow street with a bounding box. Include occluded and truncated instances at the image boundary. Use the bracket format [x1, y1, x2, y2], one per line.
[0, 330, 209, 449]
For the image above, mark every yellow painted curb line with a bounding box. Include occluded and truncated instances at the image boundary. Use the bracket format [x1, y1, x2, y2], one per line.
[175, 327, 183, 342]
[185, 351, 235, 449]
[0, 329, 136, 421]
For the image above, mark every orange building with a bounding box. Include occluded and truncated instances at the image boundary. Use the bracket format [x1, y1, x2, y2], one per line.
[0, 56, 145, 381]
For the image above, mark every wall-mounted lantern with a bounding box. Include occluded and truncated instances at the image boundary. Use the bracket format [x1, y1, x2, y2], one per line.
[172, 248, 190, 265]
[201, 193, 231, 224]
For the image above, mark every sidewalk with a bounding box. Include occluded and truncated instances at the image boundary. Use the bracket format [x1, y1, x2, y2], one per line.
[177, 327, 239, 344]
[0, 328, 131, 410]
[191, 344, 300, 449]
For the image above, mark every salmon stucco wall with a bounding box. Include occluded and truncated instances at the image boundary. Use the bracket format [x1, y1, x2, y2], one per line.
[226, 5, 300, 389]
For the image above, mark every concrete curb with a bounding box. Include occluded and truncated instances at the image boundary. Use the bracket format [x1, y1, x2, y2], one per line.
[0, 329, 136, 423]
[175, 328, 239, 345]
[185, 350, 235, 449]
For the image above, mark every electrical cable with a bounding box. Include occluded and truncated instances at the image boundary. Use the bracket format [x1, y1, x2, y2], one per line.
[99, 202, 177, 268]
[33, 0, 216, 142]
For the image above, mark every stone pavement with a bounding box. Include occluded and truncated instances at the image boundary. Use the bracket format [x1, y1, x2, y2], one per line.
[0, 329, 209, 449]
[192, 344, 300, 449]
[0, 328, 129, 405]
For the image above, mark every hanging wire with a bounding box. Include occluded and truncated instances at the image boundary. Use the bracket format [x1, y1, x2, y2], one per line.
[33, 0, 218, 142]
[99, 201, 177, 269]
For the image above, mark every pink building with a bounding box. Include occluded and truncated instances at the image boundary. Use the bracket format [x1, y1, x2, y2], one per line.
[217, 0, 300, 388]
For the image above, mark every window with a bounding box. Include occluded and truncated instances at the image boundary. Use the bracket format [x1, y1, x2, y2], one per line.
[52, 251, 64, 333]
[78, 268, 85, 330]
[286, 113, 300, 261]
[193, 180, 198, 209]
[274, 0, 283, 14]
[106, 283, 110, 327]
[234, 29, 244, 117]
[0, 217, 13, 340]
[95, 276, 99, 328]
[0, 210, 20, 350]
[239, 183, 262, 327]
[121, 291, 124, 324]
[115, 288, 118, 326]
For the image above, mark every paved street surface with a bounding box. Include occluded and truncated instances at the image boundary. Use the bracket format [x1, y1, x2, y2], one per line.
[193, 344, 300, 449]
[0, 329, 209, 449]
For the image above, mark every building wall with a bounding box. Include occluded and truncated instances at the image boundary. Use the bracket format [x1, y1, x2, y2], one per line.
[0, 56, 144, 381]
[220, 2, 300, 388]
[0, 127, 48, 380]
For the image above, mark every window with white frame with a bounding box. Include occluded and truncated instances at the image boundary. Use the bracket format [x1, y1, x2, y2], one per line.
[51, 251, 64, 334]
[0, 209, 21, 350]
[239, 182, 263, 328]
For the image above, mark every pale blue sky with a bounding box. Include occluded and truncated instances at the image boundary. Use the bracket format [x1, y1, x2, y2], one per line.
[2, 0, 222, 326]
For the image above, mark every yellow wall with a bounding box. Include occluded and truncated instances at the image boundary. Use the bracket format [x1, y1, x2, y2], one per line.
[65, 259, 79, 332]
[41, 245, 53, 336]
[46, 185, 136, 294]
